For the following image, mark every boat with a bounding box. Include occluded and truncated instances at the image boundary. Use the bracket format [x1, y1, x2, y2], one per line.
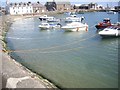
[38, 23, 62, 29]
[47, 17, 60, 22]
[98, 25, 120, 37]
[95, 18, 112, 29]
[65, 15, 83, 23]
[61, 22, 88, 32]
[39, 15, 59, 22]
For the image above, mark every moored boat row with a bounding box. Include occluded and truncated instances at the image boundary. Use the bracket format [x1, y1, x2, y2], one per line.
[38, 14, 88, 32]
[38, 13, 119, 37]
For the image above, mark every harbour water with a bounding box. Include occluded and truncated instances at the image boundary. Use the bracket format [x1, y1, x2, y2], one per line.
[6, 12, 118, 88]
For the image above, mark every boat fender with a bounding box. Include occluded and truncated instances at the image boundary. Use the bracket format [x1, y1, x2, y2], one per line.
[86, 26, 88, 32]
[116, 32, 118, 36]
[77, 27, 79, 32]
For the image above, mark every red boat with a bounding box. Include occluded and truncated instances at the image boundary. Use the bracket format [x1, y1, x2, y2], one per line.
[95, 18, 112, 29]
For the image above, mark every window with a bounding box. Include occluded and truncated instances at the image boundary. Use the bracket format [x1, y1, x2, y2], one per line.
[117, 28, 120, 30]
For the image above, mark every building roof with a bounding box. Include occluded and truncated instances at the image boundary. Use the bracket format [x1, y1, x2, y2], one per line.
[32, 3, 45, 8]
[56, 1, 70, 5]
[46, 0, 70, 4]
[9, 2, 32, 7]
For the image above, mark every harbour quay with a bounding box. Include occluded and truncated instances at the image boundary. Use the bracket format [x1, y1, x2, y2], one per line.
[0, 0, 119, 89]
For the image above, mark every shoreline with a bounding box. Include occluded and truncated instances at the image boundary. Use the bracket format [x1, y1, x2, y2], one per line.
[0, 14, 59, 89]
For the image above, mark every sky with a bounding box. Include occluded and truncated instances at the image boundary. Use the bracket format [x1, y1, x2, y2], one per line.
[0, 0, 119, 7]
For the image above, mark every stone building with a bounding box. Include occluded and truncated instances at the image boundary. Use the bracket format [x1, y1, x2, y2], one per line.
[45, 1, 57, 11]
[88, 3, 98, 10]
[45, 0, 72, 11]
[74, 3, 98, 10]
[79, 4, 89, 9]
[32, 2, 46, 14]
[56, 2, 72, 11]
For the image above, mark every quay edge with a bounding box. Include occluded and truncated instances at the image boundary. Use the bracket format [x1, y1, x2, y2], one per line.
[0, 14, 60, 89]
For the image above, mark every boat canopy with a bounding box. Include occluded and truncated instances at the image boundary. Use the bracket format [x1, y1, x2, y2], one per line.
[103, 18, 111, 22]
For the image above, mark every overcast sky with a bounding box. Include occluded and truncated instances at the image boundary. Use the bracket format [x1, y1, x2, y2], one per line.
[0, 0, 119, 6]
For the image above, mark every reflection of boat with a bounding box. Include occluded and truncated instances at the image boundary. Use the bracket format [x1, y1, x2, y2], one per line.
[39, 15, 59, 22]
[77, 11, 84, 14]
[95, 18, 112, 29]
[98, 25, 120, 37]
[107, 11, 116, 14]
[38, 23, 61, 29]
[65, 15, 82, 22]
[61, 22, 88, 32]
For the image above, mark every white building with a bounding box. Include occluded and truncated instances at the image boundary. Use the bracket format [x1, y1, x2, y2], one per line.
[9, 3, 33, 15]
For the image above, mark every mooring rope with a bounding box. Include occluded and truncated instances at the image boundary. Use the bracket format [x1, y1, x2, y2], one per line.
[5, 34, 97, 53]
[2, 24, 97, 53]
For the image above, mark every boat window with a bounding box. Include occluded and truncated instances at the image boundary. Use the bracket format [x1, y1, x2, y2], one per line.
[108, 26, 113, 29]
[114, 27, 117, 29]
[103, 20, 110, 23]
[117, 28, 120, 30]
[105, 30, 109, 31]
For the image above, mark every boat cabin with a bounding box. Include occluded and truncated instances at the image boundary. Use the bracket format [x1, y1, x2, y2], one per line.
[103, 18, 111, 23]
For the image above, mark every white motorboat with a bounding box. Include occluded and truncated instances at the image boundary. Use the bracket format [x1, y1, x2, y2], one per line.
[65, 15, 83, 22]
[47, 17, 60, 22]
[61, 22, 88, 32]
[98, 26, 120, 37]
[38, 23, 61, 29]
[39, 15, 59, 22]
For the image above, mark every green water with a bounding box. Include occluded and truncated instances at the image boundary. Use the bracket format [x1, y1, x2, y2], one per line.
[6, 12, 119, 88]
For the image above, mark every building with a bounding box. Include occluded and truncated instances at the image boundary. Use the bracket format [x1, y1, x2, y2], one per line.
[88, 3, 97, 10]
[74, 3, 98, 10]
[73, 4, 81, 9]
[79, 4, 89, 9]
[32, 2, 46, 14]
[45, 1, 57, 11]
[0, 7, 6, 14]
[56, 2, 72, 11]
[45, 0, 72, 11]
[9, 2, 33, 15]
[114, 1, 120, 11]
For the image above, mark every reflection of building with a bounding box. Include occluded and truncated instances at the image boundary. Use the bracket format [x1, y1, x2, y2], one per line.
[45, 1, 57, 11]
[9, 2, 33, 15]
[56, 2, 72, 11]
[32, 2, 46, 14]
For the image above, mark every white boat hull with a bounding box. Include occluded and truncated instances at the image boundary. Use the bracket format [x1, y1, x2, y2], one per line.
[61, 22, 88, 32]
[38, 25, 61, 30]
[98, 27, 120, 36]
[62, 26, 88, 32]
